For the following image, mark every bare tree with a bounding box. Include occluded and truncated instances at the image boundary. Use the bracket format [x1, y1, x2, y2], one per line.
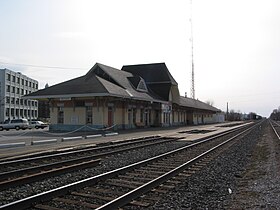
[205, 100, 214, 106]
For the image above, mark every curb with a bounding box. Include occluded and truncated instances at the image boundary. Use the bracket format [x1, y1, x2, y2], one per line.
[31, 139, 58, 145]
[0, 142, 26, 148]
[62, 136, 83, 142]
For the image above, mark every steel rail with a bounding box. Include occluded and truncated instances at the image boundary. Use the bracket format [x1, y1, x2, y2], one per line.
[96, 120, 263, 210]
[269, 119, 280, 140]
[0, 122, 254, 210]
[0, 138, 177, 189]
[0, 136, 167, 168]
[0, 157, 101, 190]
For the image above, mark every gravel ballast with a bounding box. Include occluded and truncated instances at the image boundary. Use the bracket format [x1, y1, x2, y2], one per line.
[150, 120, 280, 209]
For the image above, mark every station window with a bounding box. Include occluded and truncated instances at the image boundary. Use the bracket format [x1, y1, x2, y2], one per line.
[22, 79, 24, 85]
[86, 106, 93, 124]
[6, 85, 10, 92]
[12, 86, 15, 93]
[7, 74, 10, 81]
[6, 97, 10, 104]
[140, 109, 144, 123]
[12, 75, 15, 82]
[57, 107, 64, 124]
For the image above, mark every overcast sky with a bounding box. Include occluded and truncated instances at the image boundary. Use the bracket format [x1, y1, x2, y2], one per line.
[1, 0, 280, 117]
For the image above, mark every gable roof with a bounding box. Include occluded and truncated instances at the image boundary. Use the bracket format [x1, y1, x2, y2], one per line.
[122, 63, 178, 85]
[25, 63, 163, 102]
[25, 62, 221, 113]
[179, 96, 220, 112]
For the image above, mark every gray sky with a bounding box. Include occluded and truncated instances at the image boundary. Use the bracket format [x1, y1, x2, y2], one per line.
[1, 0, 280, 117]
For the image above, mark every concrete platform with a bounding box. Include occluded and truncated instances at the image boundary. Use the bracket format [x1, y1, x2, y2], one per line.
[0, 122, 248, 160]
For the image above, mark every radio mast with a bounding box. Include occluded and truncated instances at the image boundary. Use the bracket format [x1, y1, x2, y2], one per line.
[190, 0, 195, 99]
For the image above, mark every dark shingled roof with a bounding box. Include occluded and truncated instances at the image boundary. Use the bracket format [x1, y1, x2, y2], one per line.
[25, 62, 221, 113]
[25, 63, 163, 102]
[122, 63, 178, 85]
[179, 96, 220, 112]
[122, 63, 178, 101]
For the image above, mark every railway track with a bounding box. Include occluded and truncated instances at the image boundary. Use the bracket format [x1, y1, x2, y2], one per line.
[0, 136, 177, 190]
[0, 121, 260, 210]
[269, 119, 280, 139]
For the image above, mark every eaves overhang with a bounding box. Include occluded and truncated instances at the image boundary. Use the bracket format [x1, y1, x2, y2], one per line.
[23, 93, 165, 104]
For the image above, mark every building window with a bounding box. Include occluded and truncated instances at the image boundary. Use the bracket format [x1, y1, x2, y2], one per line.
[16, 98, 19, 105]
[86, 106, 93, 124]
[20, 99, 23, 105]
[6, 108, 9, 117]
[11, 108, 14, 117]
[57, 107, 64, 124]
[6, 85, 10, 92]
[21, 89, 24, 95]
[12, 86, 15, 93]
[25, 80, 28, 86]
[16, 88, 20, 94]
[22, 79, 24, 85]
[6, 97, 10, 104]
[11, 98, 15, 104]
[7, 74, 10, 81]
[12, 75, 15, 82]
[17, 77, 20, 84]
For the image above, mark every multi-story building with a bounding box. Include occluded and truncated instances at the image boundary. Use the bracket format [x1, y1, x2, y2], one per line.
[0, 68, 38, 123]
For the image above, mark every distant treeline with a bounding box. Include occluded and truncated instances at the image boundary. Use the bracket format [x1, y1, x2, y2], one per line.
[270, 107, 280, 121]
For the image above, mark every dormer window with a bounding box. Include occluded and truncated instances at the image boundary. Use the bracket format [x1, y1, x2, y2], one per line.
[137, 78, 148, 92]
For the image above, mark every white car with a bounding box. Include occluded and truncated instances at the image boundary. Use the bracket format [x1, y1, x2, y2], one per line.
[29, 121, 48, 129]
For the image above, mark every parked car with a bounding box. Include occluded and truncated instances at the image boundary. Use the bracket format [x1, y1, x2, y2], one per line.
[29, 121, 48, 129]
[0, 119, 29, 131]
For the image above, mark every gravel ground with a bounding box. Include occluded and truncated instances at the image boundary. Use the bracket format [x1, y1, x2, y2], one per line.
[150, 120, 280, 209]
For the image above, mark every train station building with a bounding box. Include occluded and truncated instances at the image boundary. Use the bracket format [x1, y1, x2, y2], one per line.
[25, 63, 224, 131]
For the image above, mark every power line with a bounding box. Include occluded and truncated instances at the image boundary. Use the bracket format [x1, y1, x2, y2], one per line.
[0, 61, 88, 70]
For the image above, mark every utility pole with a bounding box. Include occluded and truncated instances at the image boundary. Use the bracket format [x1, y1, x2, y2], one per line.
[190, 0, 195, 99]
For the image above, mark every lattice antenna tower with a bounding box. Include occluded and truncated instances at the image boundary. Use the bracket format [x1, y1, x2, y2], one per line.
[190, 0, 195, 99]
